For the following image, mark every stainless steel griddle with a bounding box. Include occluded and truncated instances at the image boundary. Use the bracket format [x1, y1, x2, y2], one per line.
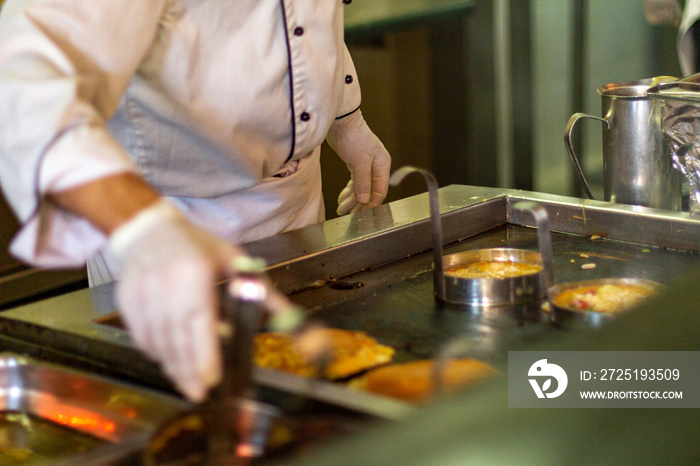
[1, 185, 699, 461]
[3, 185, 700, 388]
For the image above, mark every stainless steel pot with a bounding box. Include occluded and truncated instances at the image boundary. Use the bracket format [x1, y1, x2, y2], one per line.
[564, 77, 682, 210]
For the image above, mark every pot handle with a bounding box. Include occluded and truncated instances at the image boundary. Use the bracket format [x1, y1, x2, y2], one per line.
[563, 112, 610, 199]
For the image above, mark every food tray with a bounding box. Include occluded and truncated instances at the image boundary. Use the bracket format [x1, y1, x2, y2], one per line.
[0, 352, 186, 465]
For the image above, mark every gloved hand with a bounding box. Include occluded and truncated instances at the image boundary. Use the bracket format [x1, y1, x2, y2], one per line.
[109, 199, 242, 402]
[326, 110, 391, 216]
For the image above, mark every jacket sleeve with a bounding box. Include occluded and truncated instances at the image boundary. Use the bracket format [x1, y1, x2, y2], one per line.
[0, 0, 168, 267]
[336, 44, 362, 119]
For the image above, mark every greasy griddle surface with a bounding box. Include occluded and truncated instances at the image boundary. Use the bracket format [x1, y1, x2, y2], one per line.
[288, 225, 699, 364]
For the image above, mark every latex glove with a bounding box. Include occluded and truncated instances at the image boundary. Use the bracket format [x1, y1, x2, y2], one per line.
[109, 199, 241, 402]
[326, 110, 391, 216]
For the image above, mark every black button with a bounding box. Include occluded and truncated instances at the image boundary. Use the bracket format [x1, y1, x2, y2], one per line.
[300, 112, 311, 121]
[343, 0, 352, 4]
[294, 26, 304, 36]
[345, 75, 354, 84]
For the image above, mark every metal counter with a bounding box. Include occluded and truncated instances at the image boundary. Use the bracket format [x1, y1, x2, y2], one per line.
[2, 184, 700, 383]
[0, 185, 699, 460]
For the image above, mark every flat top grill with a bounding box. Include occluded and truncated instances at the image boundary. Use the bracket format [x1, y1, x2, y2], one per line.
[3, 185, 700, 386]
[289, 223, 699, 366]
[1, 185, 699, 462]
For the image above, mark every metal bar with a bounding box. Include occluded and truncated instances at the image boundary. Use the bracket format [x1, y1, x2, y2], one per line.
[570, 0, 587, 197]
[510, 0, 533, 190]
[389, 167, 446, 300]
[494, 0, 514, 188]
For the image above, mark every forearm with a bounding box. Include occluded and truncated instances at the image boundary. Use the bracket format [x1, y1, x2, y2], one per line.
[46, 173, 161, 236]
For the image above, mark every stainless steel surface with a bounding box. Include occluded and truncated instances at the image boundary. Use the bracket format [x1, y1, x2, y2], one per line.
[647, 73, 700, 103]
[564, 78, 683, 210]
[0, 352, 186, 464]
[442, 248, 545, 306]
[548, 278, 663, 328]
[1, 185, 700, 460]
[389, 166, 446, 301]
[3, 185, 700, 346]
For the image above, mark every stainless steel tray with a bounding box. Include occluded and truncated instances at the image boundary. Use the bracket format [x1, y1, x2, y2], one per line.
[0, 352, 186, 465]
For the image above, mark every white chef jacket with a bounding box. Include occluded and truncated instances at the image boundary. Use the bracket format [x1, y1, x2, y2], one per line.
[0, 0, 361, 284]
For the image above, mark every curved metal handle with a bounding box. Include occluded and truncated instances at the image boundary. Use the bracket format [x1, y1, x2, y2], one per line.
[512, 201, 556, 293]
[389, 166, 445, 301]
[563, 112, 609, 199]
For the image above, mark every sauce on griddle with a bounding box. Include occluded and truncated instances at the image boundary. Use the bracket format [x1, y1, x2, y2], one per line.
[553, 283, 656, 313]
[445, 261, 542, 279]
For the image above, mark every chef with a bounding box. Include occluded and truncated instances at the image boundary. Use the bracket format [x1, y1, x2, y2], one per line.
[0, 1, 391, 401]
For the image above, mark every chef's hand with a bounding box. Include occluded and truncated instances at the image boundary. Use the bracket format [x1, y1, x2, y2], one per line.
[109, 199, 241, 402]
[326, 110, 391, 216]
